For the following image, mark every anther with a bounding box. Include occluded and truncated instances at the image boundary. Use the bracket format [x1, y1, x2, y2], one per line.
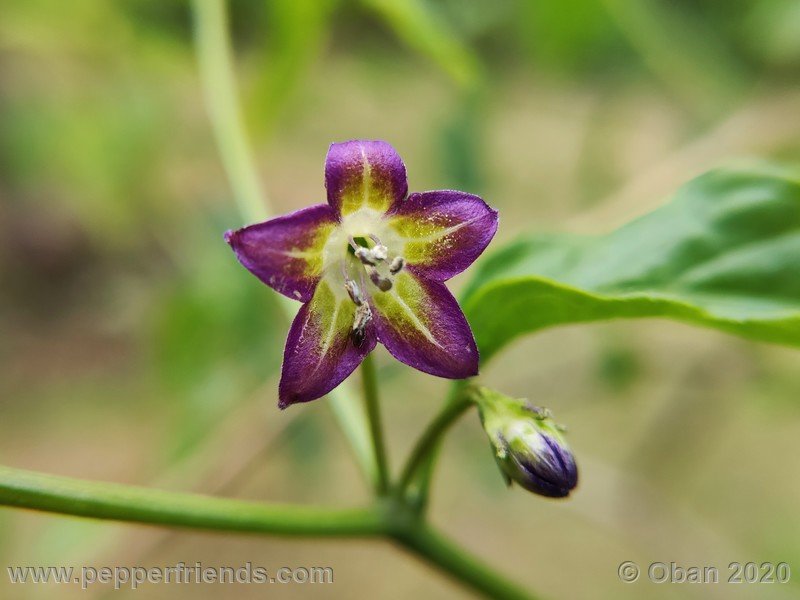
[389, 256, 405, 275]
[351, 235, 389, 266]
[344, 280, 363, 305]
[354, 246, 377, 265]
[368, 267, 393, 292]
[522, 403, 552, 420]
[354, 245, 388, 266]
[352, 303, 372, 347]
[371, 244, 388, 262]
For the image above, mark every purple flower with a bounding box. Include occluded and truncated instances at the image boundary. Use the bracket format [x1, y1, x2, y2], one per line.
[225, 140, 498, 407]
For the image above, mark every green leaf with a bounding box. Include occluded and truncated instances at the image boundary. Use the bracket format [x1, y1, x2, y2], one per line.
[463, 166, 800, 362]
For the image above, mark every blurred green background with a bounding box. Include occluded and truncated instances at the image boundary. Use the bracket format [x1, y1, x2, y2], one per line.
[2, 0, 800, 598]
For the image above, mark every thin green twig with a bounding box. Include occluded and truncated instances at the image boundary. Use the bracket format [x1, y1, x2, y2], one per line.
[402, 379, 469, 510]
[360, 353, 390, 494]
[398, 387, 472, 496]
[192, 0, 268, 222]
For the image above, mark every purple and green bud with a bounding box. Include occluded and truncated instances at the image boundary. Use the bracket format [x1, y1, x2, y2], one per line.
[474, 387, 578, 498]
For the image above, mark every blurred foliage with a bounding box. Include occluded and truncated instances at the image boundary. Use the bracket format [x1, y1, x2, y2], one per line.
[745, 0, 800, 67]
[145, 212, 284, 460]
[517, 0, 626, 74]
[359, 0, 481, 89]
[246, 0, 338, 136]
[595, 340, 642, 393]
[2, 1, 800, 598]
[437, 89, 486, 192]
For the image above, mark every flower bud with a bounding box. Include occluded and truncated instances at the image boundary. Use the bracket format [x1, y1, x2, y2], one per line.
[474, 387, 578, 498]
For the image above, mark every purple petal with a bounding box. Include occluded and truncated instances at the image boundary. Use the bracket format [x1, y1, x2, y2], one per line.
[386, 190, 498, 281]
[514, 435, 578, 498]
[325, 140, 408, 217]
[369, 269, 478, 379]
[225, 204, 338, 303]
[279, 281, 376, 407]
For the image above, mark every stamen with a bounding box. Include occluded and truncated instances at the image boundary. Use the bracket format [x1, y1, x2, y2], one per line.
[522, 403, 552, 420]
[351, 235, 388, 265]
[344, 280, 363, 305]
[352, 303, 372, 347]
[349, 235, 392, 291]
[368, 267, 393, 292]
[354, 246, 378, 266]
[340, 259, 351, 283]
[389, 256, 405, 275]
[371, 244, 388, 262]
[354, 245, 388, 266]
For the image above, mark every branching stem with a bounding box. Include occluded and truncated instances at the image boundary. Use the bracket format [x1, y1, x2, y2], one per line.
[0, 465, 536, 599]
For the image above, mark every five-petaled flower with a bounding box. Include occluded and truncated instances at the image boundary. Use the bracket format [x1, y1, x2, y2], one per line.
[225, 140, 498, 407]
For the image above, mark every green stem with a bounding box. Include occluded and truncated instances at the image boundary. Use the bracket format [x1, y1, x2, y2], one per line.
[360, 353, 389, 494]
[0, 465, 384, 537]
[398, 381, 471, 498]
[401, 379, 469, 514]
[392, 523, 536, 600]
[0, 465, 537, 598]
[191, 0, 377, 485]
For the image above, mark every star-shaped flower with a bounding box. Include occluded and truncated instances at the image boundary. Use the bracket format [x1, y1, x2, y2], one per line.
[225, 140, 498, 407]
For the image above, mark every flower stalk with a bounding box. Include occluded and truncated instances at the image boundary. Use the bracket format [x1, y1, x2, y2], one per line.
[399, 379, 468, 511]
[398, 385, 474, 496]
[360, 353, 390, 494]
